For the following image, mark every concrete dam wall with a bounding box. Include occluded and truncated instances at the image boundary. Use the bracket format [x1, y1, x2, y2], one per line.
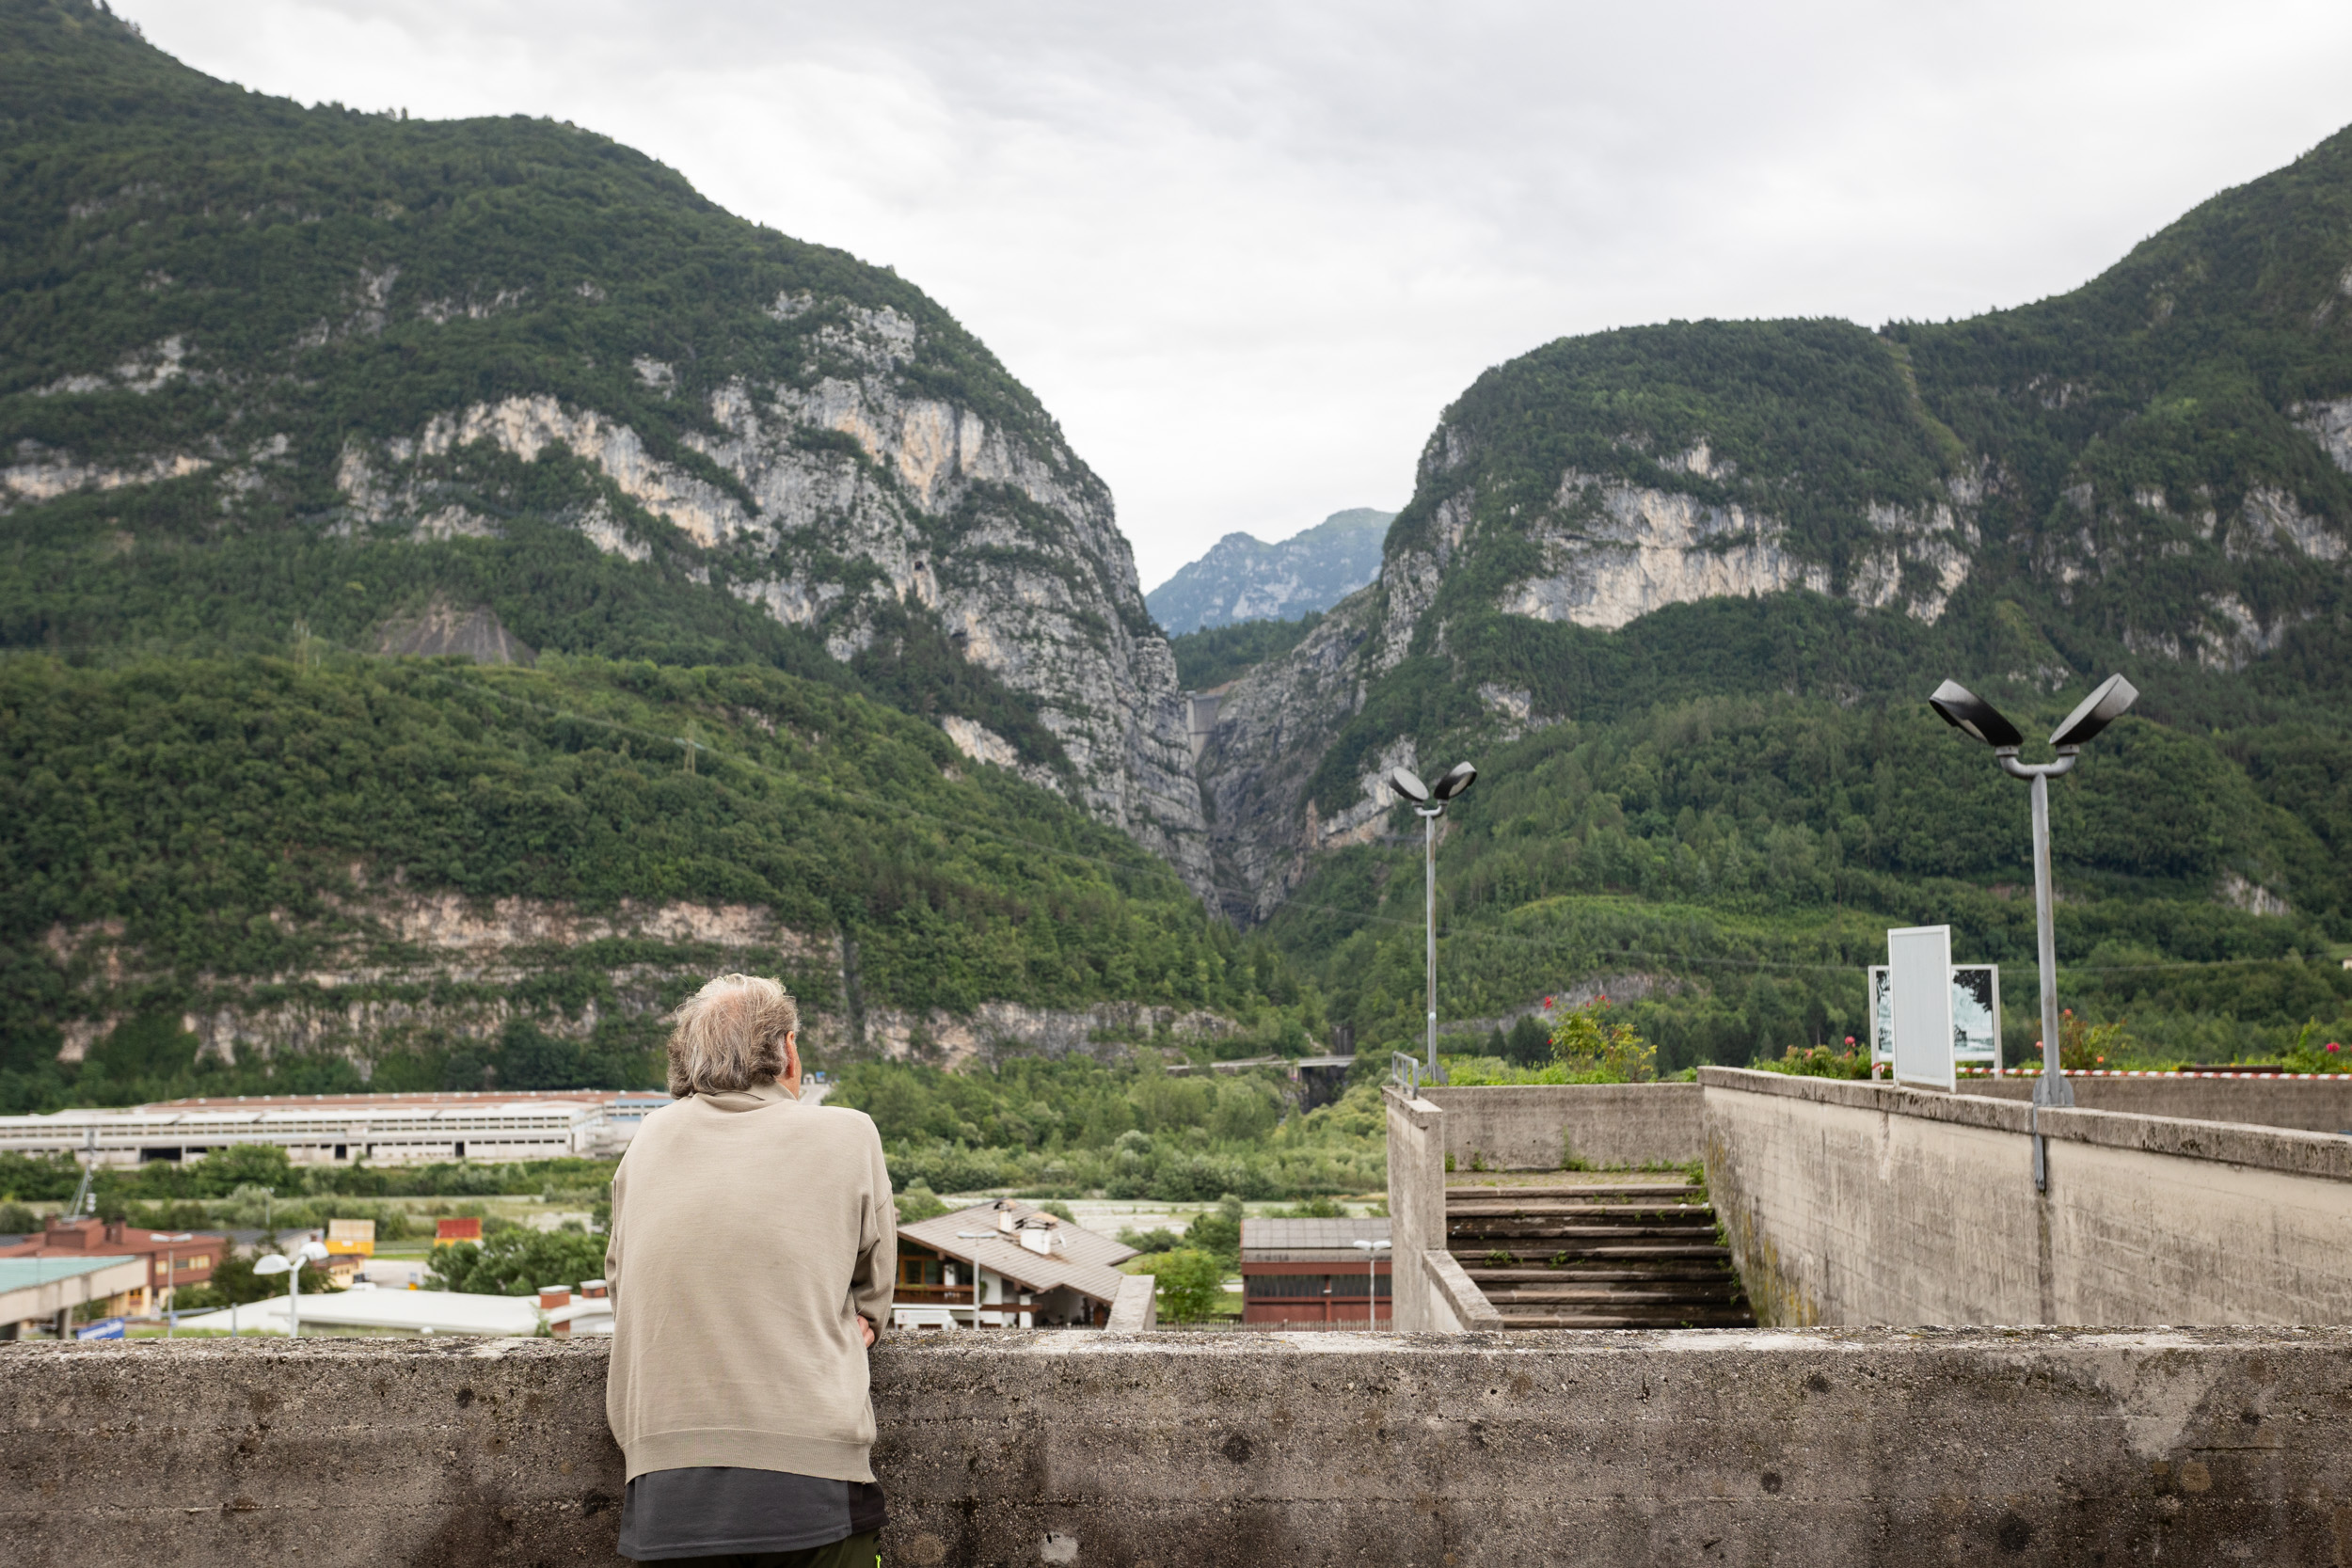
[9, 1329, 2352, 1567]
[1700, 1066, 2352, 1329]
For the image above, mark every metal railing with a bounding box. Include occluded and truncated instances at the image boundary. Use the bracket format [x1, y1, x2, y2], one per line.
[1391, 1052, 1446, 1094]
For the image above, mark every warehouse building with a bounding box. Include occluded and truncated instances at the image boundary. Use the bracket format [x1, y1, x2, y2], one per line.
[0, 1090, 631, 1168]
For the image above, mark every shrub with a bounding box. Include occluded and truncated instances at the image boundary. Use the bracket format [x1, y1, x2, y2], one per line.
[1129, 1248, 1226, 1323]
[1550, 998, 1656, 1083]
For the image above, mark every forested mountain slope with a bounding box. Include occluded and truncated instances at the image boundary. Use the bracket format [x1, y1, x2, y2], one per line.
[0, 0, 1305, 1111]
[0, 0, 1207, 882]
[1202, 131, 2352, 1066]
[0, 651, 1304, 1113]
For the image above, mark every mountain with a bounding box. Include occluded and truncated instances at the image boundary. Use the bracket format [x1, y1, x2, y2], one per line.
[1200, 131, 2352, 1067]
[1146, 508, 1393, 636]
[0, 0, 1315, 1111]
[0, 0, 1207, 888]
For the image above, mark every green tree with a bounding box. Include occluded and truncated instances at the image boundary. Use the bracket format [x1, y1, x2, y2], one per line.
[1550, 999, 1655, 1083]
[170, 1247, 297, 1312]
[427, 1228, 610, 1296]
[894, 1184, 948, 1225]
[1181, 1193, 1246, 1266]
[1130, 1248, 1225, 1323]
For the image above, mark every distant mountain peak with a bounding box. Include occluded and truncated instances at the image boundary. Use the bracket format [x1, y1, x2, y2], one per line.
[1148, 508, 1394, 635]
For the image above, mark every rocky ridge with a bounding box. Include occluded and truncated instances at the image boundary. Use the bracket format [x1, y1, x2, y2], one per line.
[1147, 507, 1393, 635]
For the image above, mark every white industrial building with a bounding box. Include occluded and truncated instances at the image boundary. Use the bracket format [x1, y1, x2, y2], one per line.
[0, 1091, 632, 1168]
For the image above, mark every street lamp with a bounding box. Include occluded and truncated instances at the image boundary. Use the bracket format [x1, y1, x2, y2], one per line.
[1350, 1237, 1391, 1330]
[954, 1231, 993, 1329]
[1390, 762, 1479, 1085]
[1929, 673, 2138, 1113]
[252, 1239, 331, 1338]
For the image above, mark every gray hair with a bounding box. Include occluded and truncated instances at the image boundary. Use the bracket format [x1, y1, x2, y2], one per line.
[667, 974, 799, 1097]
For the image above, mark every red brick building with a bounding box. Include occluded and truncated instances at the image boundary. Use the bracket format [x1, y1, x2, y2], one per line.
[0, 1218, 227, 1317]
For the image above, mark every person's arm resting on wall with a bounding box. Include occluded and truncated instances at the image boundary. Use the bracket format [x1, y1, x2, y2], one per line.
[850, 1126, 895, 1345]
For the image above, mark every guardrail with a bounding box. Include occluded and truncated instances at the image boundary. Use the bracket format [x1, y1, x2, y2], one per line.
[1391, 1053, 1451, 1093]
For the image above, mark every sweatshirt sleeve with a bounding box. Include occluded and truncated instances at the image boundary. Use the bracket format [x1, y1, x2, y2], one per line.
[603, 1160, 626, 1311]
[849, 1119, 896, 1336]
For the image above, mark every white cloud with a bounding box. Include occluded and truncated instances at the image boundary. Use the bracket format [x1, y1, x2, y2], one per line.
[128, 0, 2352, 589]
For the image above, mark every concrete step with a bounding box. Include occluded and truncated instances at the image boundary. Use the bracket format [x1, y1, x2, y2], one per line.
[1482, 1286, 1745, 1307]
[1445, 1183, 1699, 1203]
[1448, 1222, 1721, 1244]
[1494, 1307, 1758, 1329]
[1453, 1243, 1739, 1264]
[1464, 1265, 1734, 1283]
[1445, 1200, 1717, 1218]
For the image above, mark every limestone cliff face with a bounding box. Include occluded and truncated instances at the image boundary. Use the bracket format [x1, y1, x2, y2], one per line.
[1197, 592, 1384, 923]
[1197, 405, 1984, 921]
[326, 302, 1209, 888]
[0, 19, 1211, 895]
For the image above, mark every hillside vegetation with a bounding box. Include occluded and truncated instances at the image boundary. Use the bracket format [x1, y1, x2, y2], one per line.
[0, 649, 1312, 1113]
[1237, 132, 2352, 1070]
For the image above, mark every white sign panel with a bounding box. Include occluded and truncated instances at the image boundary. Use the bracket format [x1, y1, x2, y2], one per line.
[1886, 926, 1955, 1090]
[1871, 965, 2002, 1068]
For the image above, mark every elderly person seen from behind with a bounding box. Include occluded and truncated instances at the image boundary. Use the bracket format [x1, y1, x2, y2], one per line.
[605, 974, 896, 1566]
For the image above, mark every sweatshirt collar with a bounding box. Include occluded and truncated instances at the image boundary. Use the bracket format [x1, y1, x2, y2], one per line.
[695, 1080, 797, 1113]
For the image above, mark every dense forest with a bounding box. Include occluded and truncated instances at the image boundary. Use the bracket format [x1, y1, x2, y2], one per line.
[0, 649, 1317, 1113]
[1270, 690, 2349, 1071]
[1168, 611, 1325, 691]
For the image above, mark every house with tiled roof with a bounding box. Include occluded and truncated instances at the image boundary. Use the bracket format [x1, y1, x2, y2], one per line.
[894, 1199, 1136, 1329]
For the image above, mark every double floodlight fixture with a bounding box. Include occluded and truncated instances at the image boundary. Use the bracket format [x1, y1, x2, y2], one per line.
[1928, 673, 2139, 1124]
[1929, 673, 2138, 756]
[253, 1239, 332, 1338]
[1389, 762, 1477, 806]
[1388, 760, 1480, 1086]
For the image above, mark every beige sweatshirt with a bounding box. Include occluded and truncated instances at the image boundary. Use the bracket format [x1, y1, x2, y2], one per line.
[604, 1081, 896, 1482]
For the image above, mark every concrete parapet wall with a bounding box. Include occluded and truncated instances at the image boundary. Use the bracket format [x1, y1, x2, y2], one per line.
[1422, 1248, 1503, 1332]
[1420, 1082, 1701, 1169]
[8, 1329, 2352, 1566]
[1969, 1073, 2352, 1135]
[1701, 1067, 2352, 1327]
[1382, 1085, 1445, 1330]
[1104, 1273, 1157, 1332]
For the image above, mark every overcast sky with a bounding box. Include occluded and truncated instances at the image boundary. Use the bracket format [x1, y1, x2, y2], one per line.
[132, 1, 2352, 590]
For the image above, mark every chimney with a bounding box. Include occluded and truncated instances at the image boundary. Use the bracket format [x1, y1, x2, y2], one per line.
[579, 1278, 609, 1300]
[539, 1284, 572, 1335]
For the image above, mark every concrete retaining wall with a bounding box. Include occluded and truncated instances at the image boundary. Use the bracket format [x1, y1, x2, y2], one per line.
[1702, 1067, 2352, 1328]
[7, 1329, 2352, 1566]
[1969, 1073, 2352, 1135]
[1382, 1085, 1450, 1331]
[1420, 1083, 1701, 1169]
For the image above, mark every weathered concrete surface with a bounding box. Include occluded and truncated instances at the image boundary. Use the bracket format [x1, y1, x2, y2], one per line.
[1422, 1083, 1702, 1170]
[1971, 1074, 2352, 1136]
[1384, 1086, 1447, 1330]
[1104, 1272, 1157, 1331]
[1703, 1068, 2352, 1328]
[8, 1330, 2352, 1566]
[1422, 1248, 1504, 1332]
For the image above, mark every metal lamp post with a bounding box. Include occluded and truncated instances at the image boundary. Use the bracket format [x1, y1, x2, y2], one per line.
[1389, 762, 1479, 1084]
[253, 1239, 331, 1338]
[1929, 673, 2139, 1117]
[954, 1231, 993, 1329]
[1350, 1237, 1391, 1329]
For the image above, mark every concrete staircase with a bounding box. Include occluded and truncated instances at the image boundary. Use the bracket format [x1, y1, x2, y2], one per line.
[1446, 1181, 1755, 1329]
